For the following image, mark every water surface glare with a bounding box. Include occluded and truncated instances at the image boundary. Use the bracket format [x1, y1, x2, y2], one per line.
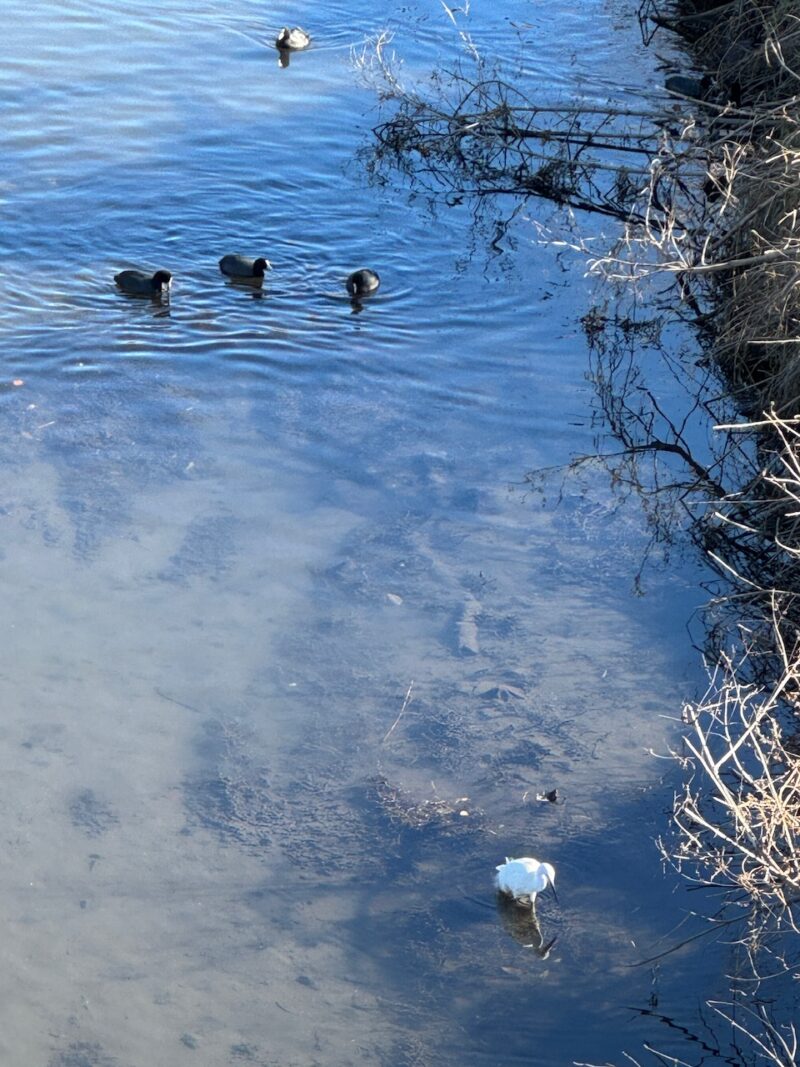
[1, 2, 728, 1065]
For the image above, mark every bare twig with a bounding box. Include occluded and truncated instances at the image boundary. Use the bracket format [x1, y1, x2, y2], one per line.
[382, 681, 415, 744]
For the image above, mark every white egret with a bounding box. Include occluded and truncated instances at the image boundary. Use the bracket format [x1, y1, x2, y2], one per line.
[495, 856, 557, 908]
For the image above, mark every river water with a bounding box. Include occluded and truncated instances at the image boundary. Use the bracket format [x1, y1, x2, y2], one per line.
[1, 2, 732, 1066]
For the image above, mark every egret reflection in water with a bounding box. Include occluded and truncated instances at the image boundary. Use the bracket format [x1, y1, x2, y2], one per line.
[496, 896, 558, 959]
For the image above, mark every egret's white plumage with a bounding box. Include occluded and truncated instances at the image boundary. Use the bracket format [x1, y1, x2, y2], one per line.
[495, 857, 556, 906]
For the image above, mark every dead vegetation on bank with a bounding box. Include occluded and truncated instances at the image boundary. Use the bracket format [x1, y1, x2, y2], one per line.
[359, 0, 800, 1058]
[568, 1, 800, 1046]
[629, 0, 800, 932]
[559, 0, 800, 1027]
[360, 0, 800, 917]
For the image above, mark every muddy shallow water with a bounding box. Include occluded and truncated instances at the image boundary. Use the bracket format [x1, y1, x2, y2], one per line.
[0, 1, 733, 1065]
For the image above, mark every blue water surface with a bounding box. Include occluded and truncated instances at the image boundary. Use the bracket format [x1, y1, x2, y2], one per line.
[0, 2, 733, 1065]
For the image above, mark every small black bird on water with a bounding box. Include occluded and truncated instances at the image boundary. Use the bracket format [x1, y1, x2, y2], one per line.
[275, 27, 310, 51]
[114, 269, 172, 296]
[346, 269, 380, 298]
[219, 255, 272, 279]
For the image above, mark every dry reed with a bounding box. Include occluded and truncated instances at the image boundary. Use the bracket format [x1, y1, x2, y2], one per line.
[359, 1, 800, 1055]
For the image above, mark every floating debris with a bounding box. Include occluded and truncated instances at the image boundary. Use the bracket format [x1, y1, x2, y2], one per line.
[473, 677, 526, 702]
[368, 775, 479, 830]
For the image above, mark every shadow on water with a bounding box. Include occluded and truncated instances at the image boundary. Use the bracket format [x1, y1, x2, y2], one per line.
[176, 590, 727, 1064]
[182, 667, 797, 1064]
[48, 1044, 119, 1067]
